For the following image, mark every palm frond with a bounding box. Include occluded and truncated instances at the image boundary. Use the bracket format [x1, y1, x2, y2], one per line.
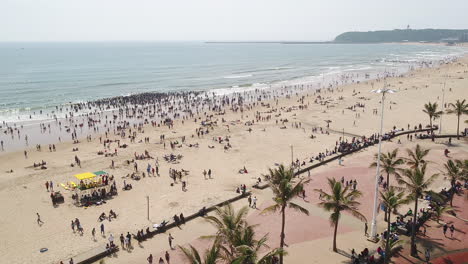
[288, 202, 310, 215]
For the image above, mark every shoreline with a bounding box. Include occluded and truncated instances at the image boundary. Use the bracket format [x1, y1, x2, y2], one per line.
[1, 52, 465, 154]
[1, 43, 465, 126]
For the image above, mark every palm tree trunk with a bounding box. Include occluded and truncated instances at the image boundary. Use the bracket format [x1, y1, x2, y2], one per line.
[385, 208, 391, 263]
[333, 218, 339, 252]
[279, 205, 286, 264]
[410, 198, 419, 257]
[430, 118, 434, 141]
[456, 115, 460, 140]
[384, 206, 388, 222]
[450, 188, 454, 207]
[384, 172, 390, 222]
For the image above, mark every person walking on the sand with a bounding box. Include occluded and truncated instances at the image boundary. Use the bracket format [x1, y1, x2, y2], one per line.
[168, 233, 174, 249]
[364, 222, 368, 236]
[36, 213, 43, 225]
[443, 223, 448, 237]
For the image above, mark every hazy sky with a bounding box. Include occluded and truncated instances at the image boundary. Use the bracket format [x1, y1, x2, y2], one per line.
[2, 0, 468, 42]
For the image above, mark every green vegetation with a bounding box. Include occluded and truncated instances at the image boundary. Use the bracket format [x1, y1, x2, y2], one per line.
[314, 178, 366, 252]
[334, 29, 468, 43]
[370, 149, 404, 222]
[262, 165, 309, 264]
[180, 204, 283, 264]
[379, 187, 407, 263]
[423, 102, 443, 141]
[396, 144, 439, 257]
[446, 99, 468, 139]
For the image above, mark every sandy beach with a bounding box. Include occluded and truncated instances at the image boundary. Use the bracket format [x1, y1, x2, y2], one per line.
[0, 53, 467, 264]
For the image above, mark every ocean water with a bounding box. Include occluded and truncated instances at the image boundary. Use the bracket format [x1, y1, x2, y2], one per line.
[0, 42, 466, 123]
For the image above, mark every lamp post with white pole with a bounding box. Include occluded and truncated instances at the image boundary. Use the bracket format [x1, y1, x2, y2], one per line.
[369, 83, 396, 241]
[146, 195, 150, 221]
[438, 87, 445, 134]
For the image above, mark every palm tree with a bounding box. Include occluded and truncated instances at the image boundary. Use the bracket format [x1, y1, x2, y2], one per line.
[444, 159, 461, 206]
[262, 164, 309, 264]
[381, 238, 403, 263]
[432, 204, 454, 224]
[203, 204, 249, 258]
[179, 239, 222, 264]
[314, 178, 366, 252]
[405, 144, 430, 169]
[455, 159, 468, 181]
[231, 230, 284, 264]
[423, 102, 443, 140]
[202, 204, 283, 263]
[446, 99, 468, 139]
[370, 149, 404, 221]
[396, 163, 438, 257]
[379, 187, 407, 263]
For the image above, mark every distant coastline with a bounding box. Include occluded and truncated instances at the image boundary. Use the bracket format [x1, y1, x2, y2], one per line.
[206, 28, 468, 45]
[334, 28, 468, 43]
[205, 41, 464, 47]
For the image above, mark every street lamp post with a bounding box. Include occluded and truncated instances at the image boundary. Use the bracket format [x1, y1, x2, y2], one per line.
[369, 84, 396, 241]
[439, 86, 446, 134]
[439, 73, 447, 134]
[146, 195, 150, 221]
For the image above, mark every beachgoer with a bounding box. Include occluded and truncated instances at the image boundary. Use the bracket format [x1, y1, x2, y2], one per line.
[168, 233, 174, 249]
[147, 254, 153, 264]
[120, 234, 125, 249]
[108, 233, 114, 247]
[165, 251, 170, 264]
[36, 213, 43, 225]
[126, 232, 132, 248]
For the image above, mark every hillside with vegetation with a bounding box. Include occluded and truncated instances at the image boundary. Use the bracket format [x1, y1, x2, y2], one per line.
[334, 29, 468, 43]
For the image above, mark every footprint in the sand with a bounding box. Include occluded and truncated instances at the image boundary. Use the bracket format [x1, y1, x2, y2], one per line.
[169, 202, 179, 208]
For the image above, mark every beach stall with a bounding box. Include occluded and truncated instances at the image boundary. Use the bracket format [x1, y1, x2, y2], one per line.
[74, 172, 97, 190]
[71, 171, 117, 207]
